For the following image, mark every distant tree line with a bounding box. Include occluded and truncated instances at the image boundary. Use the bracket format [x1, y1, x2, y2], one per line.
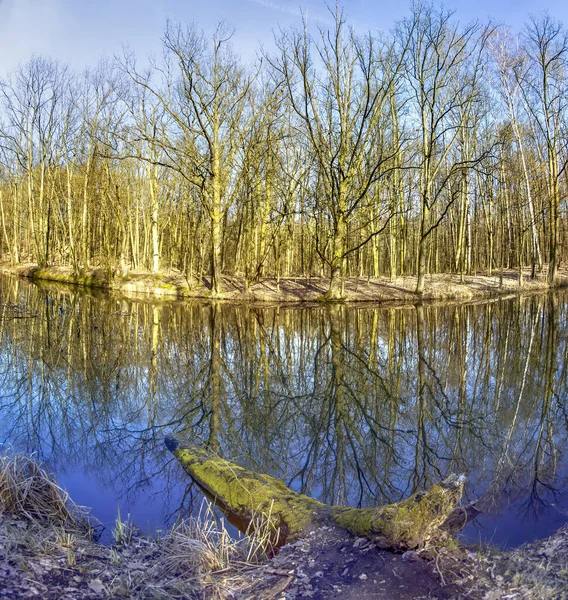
[1, 3, 567, 297]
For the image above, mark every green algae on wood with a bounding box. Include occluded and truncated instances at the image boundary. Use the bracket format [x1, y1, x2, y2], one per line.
[27, 267, 111, 289]
[24, 266, 190, 296]
[165, 436, 329, 541]
[333, 476, 465, 549]
[165, 435, 469, 550]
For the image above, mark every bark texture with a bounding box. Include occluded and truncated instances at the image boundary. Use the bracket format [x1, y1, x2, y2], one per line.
[165, 435, 470, 550]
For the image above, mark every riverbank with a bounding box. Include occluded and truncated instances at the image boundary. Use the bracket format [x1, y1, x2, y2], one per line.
[0, 453, 265, 599]
[2, 495, 568, 599]
[1, 262, 567, 304]
[1, 453, 567, 599]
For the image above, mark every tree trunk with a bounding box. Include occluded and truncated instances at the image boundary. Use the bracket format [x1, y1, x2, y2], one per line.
[165, 436, 472, 551]
[416, 234, 428, 295]
[0, 191, 13, 264]
[416, 173, 431, 295]
[81, 154, 92, 269]
[210, 211, 222, 296]
[548, 155, 560, 285]
[325, 209, 346, 300]
[210, 131, 223, 297]
[148, 163, 160, 274]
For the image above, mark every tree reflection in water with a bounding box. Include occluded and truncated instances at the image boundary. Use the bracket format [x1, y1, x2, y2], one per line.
[0, 275, 566, 545]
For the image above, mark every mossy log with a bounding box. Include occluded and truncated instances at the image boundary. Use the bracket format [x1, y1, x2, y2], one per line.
[165, 435, 473, 551]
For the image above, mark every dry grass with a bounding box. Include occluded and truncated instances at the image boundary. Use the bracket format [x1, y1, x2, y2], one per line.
[151, 500, 284, 599]
[4, 453, 568, 599]
[0, 451, 279, 573]
[0, 452, 93, 532]
[159, 500, 279, 576]
[160, 503, 240, 575]
[242, 499, 283, 562]
[0, 454, 274, 599]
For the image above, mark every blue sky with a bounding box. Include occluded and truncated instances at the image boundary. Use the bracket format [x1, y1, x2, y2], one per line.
[1, 0, 568, 75]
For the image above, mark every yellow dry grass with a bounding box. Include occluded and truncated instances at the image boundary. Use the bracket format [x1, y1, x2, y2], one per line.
[0, 453, 90, 530]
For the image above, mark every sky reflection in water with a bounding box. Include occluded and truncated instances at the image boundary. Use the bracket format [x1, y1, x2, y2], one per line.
[0, 275, 567, 547]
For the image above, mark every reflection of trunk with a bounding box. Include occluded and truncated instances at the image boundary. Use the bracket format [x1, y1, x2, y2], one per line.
[328, 304, 346, 504]
[414, 304, 428, 488]
[208, 304, 221, 451]
[493, 303, 510, 414]
[386, 309, 403, 478]
[453, 306, 469, 457]
[166, 436, 468, 551]
[491, 298, 537, 493]
[146, 306, 160, 425]
[528, 295, 559, 506]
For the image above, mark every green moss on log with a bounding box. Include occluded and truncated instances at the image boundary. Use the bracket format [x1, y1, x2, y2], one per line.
[333, 476, 465, 549]
[165, 436, 467, 550]
[165, 439, 329, 540]
[27, 267, 110, 289]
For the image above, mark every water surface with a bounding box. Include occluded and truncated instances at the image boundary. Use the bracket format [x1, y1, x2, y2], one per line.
[0, 275, 567, 547]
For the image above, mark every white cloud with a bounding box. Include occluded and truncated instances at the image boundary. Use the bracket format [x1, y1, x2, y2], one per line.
[247, 0, 302, 17]
[246, 0, 334, 25]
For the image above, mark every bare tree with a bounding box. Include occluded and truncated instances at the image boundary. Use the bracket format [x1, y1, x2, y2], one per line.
[519, 14, 568, 284]
[400, 2, 492, 294]
[0, 57, 71, 266]
[272, 7, 407, 299]
[121, 21, 254, 296]
[490, 29, 543, 274]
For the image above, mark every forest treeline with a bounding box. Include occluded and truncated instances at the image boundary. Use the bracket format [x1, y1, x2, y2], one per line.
[0, 3, 567, 297]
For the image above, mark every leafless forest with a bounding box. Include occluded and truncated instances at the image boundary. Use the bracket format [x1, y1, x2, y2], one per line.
[1, 3, 567, 297]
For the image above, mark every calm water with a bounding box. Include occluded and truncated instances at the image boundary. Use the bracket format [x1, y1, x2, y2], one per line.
[1, 274, 567, 547]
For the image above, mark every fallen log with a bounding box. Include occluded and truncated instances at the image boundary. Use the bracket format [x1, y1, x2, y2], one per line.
[165, 435, 475, 551]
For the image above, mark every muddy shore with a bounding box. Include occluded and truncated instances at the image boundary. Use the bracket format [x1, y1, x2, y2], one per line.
[2, 508, 568, 599]
[1, 263, 567, 305]
[0, 451, 566, 599]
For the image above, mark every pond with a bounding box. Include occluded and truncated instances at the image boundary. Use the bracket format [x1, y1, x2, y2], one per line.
[0, 274, 567, 548]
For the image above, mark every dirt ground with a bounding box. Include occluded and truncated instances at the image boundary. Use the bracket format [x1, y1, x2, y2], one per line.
[2, 511, 568, 600]
[240, 522, 568, 599]
[242, 526, 462, 599]
[2, 263, 567, 304]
